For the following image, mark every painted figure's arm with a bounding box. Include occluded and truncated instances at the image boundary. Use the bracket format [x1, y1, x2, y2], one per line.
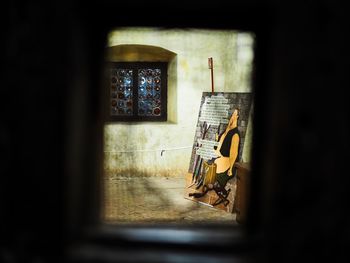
[228, 134, 239, 176]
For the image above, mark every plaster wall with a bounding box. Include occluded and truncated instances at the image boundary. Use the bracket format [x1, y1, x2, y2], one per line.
[104, 28, 254, 177]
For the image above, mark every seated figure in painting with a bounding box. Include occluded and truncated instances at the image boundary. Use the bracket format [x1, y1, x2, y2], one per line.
[189, 108, 240, 207]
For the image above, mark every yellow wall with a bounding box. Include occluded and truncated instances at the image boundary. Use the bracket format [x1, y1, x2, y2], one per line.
[104, 28, 254, 177]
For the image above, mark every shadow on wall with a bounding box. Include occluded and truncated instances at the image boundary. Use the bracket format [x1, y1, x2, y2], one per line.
[103, 149, 192, 178]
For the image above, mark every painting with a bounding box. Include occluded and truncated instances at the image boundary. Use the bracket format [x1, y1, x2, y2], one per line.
[184, 92, 252, 213]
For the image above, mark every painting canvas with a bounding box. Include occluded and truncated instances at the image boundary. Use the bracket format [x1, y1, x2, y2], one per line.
[184, 92, 252, 213]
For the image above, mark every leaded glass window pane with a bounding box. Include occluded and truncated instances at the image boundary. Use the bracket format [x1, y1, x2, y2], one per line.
[107, 62, 167, 121]
[138, 69, 162, 116]
[110, 69, 133, 116]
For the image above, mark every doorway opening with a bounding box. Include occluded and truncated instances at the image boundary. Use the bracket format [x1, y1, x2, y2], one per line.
[101, 27, 255, 225]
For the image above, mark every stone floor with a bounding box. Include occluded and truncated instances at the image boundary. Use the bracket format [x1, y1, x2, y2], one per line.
[102, 174, 237, 225]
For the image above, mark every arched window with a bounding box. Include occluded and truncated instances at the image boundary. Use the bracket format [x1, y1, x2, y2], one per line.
[105, 44, 177, 122]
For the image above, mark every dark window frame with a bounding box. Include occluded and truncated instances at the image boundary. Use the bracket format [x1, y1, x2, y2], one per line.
[107, 62, 168, 122]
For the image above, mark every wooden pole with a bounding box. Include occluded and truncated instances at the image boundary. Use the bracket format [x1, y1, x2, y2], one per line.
[208, 57, 214, 94]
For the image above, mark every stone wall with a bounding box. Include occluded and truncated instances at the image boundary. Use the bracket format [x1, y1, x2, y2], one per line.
[104, 28, 254, 177]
